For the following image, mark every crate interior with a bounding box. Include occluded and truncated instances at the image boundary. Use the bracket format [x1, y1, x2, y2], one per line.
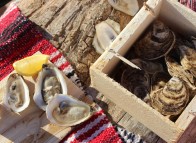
[99, 0, 196, 124]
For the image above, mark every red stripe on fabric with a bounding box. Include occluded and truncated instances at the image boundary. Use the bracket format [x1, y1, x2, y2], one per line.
[58, 61, 70, 70]
[90, 127, 122, 143]
[71, 116, 109, 143]
[0, 7, 20, 33]
[59, 110, 104, 143]
[50, 53, 62, 63]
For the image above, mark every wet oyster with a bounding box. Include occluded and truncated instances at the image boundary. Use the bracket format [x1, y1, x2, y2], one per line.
[178, 45, 196, 77]
[120, 66, 150, 100]
[130, 59, 163, 74]
[150, 77, 189, 116]
[135, 20, 175, 60]
[46, 94, 92, 126]
[34, 64, 67, 111]
[151, 71, 171, 91]
[108, 0, 139, 16]
[165, 55, 195, 90]
[4, 73, 30, 112]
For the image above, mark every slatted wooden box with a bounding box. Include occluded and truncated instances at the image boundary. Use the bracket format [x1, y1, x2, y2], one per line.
[90, 0, 196, 142]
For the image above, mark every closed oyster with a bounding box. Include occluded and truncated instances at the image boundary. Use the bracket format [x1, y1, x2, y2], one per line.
[130, 59, 163, 74]
[165, 55, 195, 90]
[150, 77, 189, 116]
[108, 0, 139, 16]
[151, 71, 171, 91]
[120, 66, 150, 100]
[4, 73, 30, 112]
[34, 64, 67, 111]
[135, 20, 175, 60]
[46, 94, 92, 126]
[178, 45, 196, 77]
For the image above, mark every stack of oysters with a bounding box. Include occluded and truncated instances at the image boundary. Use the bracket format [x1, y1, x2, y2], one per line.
[118, 20, 196, 117]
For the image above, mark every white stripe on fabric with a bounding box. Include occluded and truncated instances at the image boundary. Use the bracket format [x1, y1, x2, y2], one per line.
[54, 55, 67, 67]
[82, 123, 112, 143]
[62, 65, 74, 74]
[49, 51, 60, 60]
[65, 114, 106, 143]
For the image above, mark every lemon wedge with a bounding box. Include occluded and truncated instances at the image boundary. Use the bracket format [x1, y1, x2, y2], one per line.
[13, 54, 50, 76]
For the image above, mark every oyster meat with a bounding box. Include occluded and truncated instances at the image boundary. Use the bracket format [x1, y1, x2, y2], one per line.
[120, 66, 150, 100]
[4, 73, 30, 112]
[135, 20, 175, 60]
[150, 77, 189, 116]
[108, 0, 139, 16]
[34, 64, 67, 111]
[178, 45, 196, 77]
[130, 58, 163, 74]
[46, 94, 92, 126]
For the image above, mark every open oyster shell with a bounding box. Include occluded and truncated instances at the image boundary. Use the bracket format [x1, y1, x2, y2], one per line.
[150, 77, 189, 116]
[178, 45, 196, 77]
[46, 94, 92, 127]
[4, 73, 30, 112]
[33, 64, 68, 111]
[120, 66, 150, 100]
[130, 59, 163, 74]
[135, 20, 175, 60]
[108, 0, 139, 16]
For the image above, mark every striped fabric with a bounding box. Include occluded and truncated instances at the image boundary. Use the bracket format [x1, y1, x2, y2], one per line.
[0, 5, 122, 143]
[179, 0, 196, 11]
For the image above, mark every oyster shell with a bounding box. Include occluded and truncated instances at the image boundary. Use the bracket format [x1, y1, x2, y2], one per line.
[165, 54, 195, 90]
[178, 45, 196, 77]
[150, 77, 189, 116]
[135, 20, 175, 60]
[34, 64, 68, 111]
[4, 73, 30, 112]
[46, 94, 92, 126]
[130, 59, 163, 74]
[120, 66, 150, 100]
[108, 0, 139, 16]
[151, 71, 171, 91]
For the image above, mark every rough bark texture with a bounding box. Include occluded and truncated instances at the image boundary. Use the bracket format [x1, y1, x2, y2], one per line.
[16, 0, 165, 142]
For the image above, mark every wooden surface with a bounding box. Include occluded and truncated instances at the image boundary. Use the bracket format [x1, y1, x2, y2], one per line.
[14, 0, 165, 143]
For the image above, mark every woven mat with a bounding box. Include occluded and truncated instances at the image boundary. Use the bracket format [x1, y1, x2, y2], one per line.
[0, 4, 145, 143]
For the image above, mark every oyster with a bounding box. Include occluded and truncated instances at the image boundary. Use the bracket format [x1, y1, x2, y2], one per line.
[46, 94, 92, 126]
[150, 77, 189, 116]
[4, 73, 30, 112]
[120, 66, 150, 100]
[165, 54, 195, 90]
[151, 71, 171, 91]
[135, 20, 175, 60]
[93, 20, 119, 54]
[108, 0, 139, 16]
[34, 64, 68, 111]
[178, 45, 196, 77]
[130, 59, 163, 74]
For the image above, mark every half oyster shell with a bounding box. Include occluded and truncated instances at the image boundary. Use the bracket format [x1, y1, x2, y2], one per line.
[135, 20, 175, 60]
[33, 64, 68, 111]
[46, 94, 92, 126]
[4, 73, 30, 112]
[150, 77, 189, 116]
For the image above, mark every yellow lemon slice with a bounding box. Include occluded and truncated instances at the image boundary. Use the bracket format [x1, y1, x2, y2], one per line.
[13, 54, 50, 76]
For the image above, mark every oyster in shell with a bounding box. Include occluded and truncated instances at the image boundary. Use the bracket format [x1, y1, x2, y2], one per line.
[135, 20, 175, 60]
[151, 71, 171, 92]
[165, 54, 195, 90]
[178, 45, 196, 77]
[150, 77, 189, 116]
[34, 64, 67, 111]
[120, 66, 150, 100]
[46, 94, 92, 126]
[4, 73, 30, 112]
[130, 59, 163, 74]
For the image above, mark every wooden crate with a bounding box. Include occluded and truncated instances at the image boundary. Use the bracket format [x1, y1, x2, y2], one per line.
[90, 0, 196, 142]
